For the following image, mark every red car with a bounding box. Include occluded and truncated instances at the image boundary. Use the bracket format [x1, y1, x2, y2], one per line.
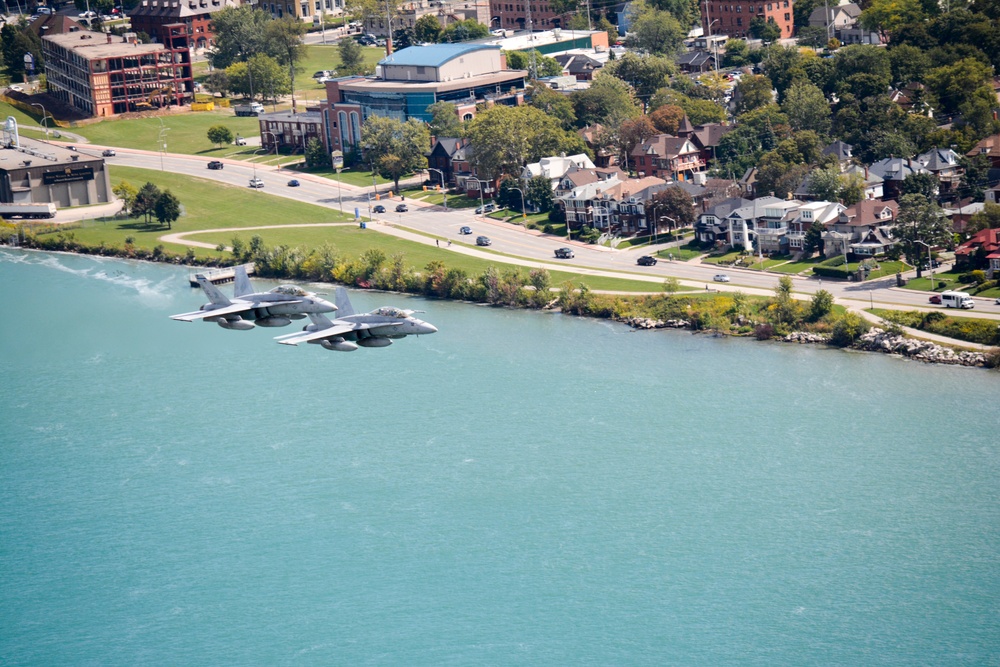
[929, 294, 942, 304]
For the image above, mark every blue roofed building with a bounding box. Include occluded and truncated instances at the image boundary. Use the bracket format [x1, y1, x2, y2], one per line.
[321, 43, 527, 153]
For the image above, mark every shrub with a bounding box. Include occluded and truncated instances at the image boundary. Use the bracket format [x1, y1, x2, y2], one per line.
[830, 312, 870, 347]
[754, 323, 775, 340]
[813, 266, 852, 279]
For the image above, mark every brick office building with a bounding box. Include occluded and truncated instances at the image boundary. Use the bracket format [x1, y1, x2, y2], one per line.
[701, 0, 795, 40]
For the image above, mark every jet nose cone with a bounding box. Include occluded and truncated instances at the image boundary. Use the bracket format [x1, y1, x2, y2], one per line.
[416, 321, 438, 335]
[314, 297, 337, 312]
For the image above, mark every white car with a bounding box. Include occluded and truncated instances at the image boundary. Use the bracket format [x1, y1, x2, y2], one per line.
[713, 273, 731, 282]
[249, 177, 264, 188]
[79, 10, 97, 18]
[8, 84, 23, 92]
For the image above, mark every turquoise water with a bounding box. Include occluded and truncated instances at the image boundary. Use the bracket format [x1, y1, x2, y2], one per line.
[1, 249, 999, 666]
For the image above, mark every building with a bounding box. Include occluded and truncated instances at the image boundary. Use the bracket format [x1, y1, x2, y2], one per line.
[867, 157, 928, 201]
[520, 153, 595, 188]
[42, 31, 194, 117]
[823, 199, 897, 258]
[0, 133, 113, 208]
[966, 133, 1000, 168]
[364, 0, 487, 37]
[916, 147, 963, 196]
[701, 0, 795, 40]
[259, 110, 324, 154]
[955, 228, 1000, 277]
[128, 0, 237, 50]
[489, 0, 568, 31]
[553, 52, 604, 81]
[484, 29, 610, 57]
[321, 43, 526, 152]
[426, 137, 472, 186]
[630, 134, 705, 181]
[260, 0, 345, 22]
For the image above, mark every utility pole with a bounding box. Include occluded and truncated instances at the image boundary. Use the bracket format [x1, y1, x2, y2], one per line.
[585, 0, 591, 31]
[526, 0, 535, 78]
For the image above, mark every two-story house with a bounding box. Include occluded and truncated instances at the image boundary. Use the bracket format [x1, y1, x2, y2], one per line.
[823, 199, 898, 258]
[867, 157, 929, 201]
[916, 147, 963, 196]
[630, 134, 705, 181]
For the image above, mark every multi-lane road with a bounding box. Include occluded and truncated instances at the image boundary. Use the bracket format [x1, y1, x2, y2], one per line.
[92, 144, 1000, 319]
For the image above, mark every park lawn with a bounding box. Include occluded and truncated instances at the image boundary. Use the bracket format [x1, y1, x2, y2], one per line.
[852, 260, 907, 280]
[654, 243, 704, 261]
[191, 226, 684, 292]
[772, 256, 825, 274]
[744, 256, 792, 271]
[901, 270, 967, 292]
[63, 166, 353, 252]
[70, 111, 264, 154]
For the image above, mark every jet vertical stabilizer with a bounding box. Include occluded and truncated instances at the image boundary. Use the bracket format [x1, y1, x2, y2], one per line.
[334, 287, 355, 317]
[196, 275, 232, 306]
[233, 265, 254, 298]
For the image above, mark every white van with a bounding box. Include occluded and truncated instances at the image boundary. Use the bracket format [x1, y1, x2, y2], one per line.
[941, 291, 974, 309]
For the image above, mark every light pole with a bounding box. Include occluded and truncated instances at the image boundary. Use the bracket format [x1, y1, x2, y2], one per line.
[510, 186, 526, 220]
[30, 102, 49, 139]
[915, 239, 934, 290]
[251, 147, 267, 186]
[261, 130, 279, 171]
[474, 179, 487, 217]
[427, 167, 448, 210]
[156, 117, 170, 171]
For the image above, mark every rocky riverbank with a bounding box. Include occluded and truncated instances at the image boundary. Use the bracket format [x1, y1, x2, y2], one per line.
[619, 316, 993, 368]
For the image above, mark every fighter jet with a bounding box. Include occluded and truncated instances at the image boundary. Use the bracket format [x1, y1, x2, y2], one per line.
[274, 287, 437, 351]
[170, 266, 336, 330]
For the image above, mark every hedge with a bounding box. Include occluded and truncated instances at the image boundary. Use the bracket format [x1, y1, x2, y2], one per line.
[813, 266, 853, 279]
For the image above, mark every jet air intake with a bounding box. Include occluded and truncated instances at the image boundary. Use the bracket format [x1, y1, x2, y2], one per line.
[218, 319, 255, 330]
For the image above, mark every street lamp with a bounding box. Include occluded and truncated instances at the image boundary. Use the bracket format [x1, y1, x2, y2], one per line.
[251, 147, 267, 186]
[656, 214, 675, 247]
[30, 102, 49, 139]
[156, 117, 170, 171]
[427, 167, 448, 210]
[915, 239, 934, 290]
[510, 186, 526, 220]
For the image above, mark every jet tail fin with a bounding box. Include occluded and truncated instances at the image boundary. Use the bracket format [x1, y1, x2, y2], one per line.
[334, 287, 355, 317]
[309, 312, 336, 328]
[195, 275, 232, 306]
[233, 264, 253, 298]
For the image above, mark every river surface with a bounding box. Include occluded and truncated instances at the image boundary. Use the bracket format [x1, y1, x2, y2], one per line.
[1, 249, 998, 666]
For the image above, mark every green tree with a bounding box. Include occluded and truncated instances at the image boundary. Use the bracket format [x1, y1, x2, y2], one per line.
[735, 75, 774, 115]
[802, 220, 826, 257]
[113, 181, 138, 217]
[598, 115, 658, 168]
[427, 101, 464, 137]
[208, 6, 272, 69]
[966, 202, 1000, 234]
[529, 84, 577, 130]
[571, 72, 641, 127]
[722, 39, 750, 67]
[392, 26, 415, 50]
[226, 54, 291, 102]
[414, 14, 443, 43]
[602, 52, 676, 103]
[205, 70, 230, 97]
[807, 165, 842, 202]
[899, 171, 939, 199]
[830, 45, 891, 99]
[337, 36, 366, 75]
[134, 182, 161, 223]
[264, 16, 308, 104]
[809, 289, 834, 320]
[888, 44, 931, 86]
[649, 186, 695, 231]
[859, 0, 928, 41]
[749, 16, 782, 43]
[305, 137, 330, 168]
[207, 125, 234, 147]
[527, 174, 554, 212]
[466, 105, 587, 178]
[595, 16, 619, 44]
[624, 1, 685, 56]
[830, 311, 869, 346]
[761, 44, 805, 103]
[441, 19, 489, 42]
[796, 25, 829, 49]
[782, 81, 831, 136]
[894, 193, 951, 275]
[360, 116, 431, 193]
[505, 49, 562, 77]
[153, 190, 181, 229]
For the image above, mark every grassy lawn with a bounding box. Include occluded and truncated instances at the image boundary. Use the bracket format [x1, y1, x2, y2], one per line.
[772, 256, 825, 274]
[869, 308, 1000, 346]
[654, 242, 705, 261]
[743, 256, 793, 271]
[702, 250, 744, 265]
[901, 270, 968, 292]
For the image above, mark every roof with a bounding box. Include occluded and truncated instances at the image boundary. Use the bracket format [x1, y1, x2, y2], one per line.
[553, 53, 603, 75]
[822, 140, 853, 161]
[701, 197, 753, 220]
[379, 43, 500, 68]
[522, 154, 595, 180]
[868, 157, 927, 182]
[632, 134, 698, 158]
[130, 0, 234, 19]
[28, 13, 86, 37]
[260, 110, 322, 123]
[955, 228, 1000, 257]
[840, 199, 899, 226]
[43, 31, 165, 58]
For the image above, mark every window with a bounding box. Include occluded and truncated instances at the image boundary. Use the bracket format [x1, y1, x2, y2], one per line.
[784, 12, 789, 19]
[737, 16, 742, 24]
[749, 5, 753, 11]
[736, 4, 740, 11]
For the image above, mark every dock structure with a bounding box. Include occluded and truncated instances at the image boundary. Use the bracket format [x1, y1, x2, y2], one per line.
[188, 263, 256, 288]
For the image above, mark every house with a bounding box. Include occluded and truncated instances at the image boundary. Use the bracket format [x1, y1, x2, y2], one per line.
[554, 165, 626, 197]
[889, 82, 933, 116]
[677, 118, 733, 165]
[821, 140, 854, 168]
[986, 184, 1000, 204]
[701, 0, 794, 40]
[578, 124, 614, 167]
[955, 228, 1000, 276]
[966, 133, 1000, 168]
[676, 50, 718, 74]
[426, 137, 471, 186]
[720, 196, 785, 251]
[616, 179, 681, 235]
[556, 175, 667, 234]
[867, 157, 929, 201]
[696, 197, 752, 245]
[807, 3, 861, 32]
[944, 201, 985, 234]
[823, 200, 898, 258]
[630, 134, 705, 181]
[520, 154, 596, 190]
[916, 147, 963, 196]
[843, 164, 884, 200]
[785, 201, 846, 254]
[366, 0, 488, 37]
[553, 53, 604, 81]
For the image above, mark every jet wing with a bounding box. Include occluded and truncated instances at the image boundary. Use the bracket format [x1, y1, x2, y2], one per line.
[170, 303, 252, 322]
[276, 322, 402, 345]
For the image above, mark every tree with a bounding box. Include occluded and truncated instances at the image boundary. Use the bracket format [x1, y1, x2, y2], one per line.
[735, 75, 774, 115]
[505, 50, 562, 77]
[900, 171, 939, 199]
[337, 36, 366, 75]
[802, 221, 826, 257]
[966, 202, 1000, 234]
[599, 115, 658, 168]
[807, 165, 842, 202]
[894, 193, 951, 274]
[113, 181, 138, 216]
[466, 105, 587, 179]
[208, 6, 272, 69]
[602, 52, 676, 103]
[595, 16, 619, 44]
[782, 81, 831, 136]
[809, 289, 834, 320]
[649, 105, 685, 133]
[649, 186, 695, 232]
[360, 116, 431, 193]
[134, 182, 161, 223]
[529, 84, 577, 129]
[207, 125, 234, 148]
[571, 73, 641, 127]
[749, 16, 782, 43]
[226, 54, 290, 102]
[392, 26, 415, 50]
[859, 0, 928, 41]
[722, 39, 750, 67]
[888, 44, 931, 86]
[761, 44, 805, 103]
[264, 16, 308, 106]
[624, 2, 685, 56]
[154, 190, 181, 229]
[427, 101, 463, 137]
[305, 137, 330, 168]
[796, 25, 829, 49]
[205, 70, 230, 97]
[498, 176, 523, 211]
[830, 45, 891, 100]
[527, 175, 554, 212]
[441, 19, 489, 42]
[414, 14, 442, 43]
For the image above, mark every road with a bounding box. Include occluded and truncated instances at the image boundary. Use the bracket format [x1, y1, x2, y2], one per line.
[85, 144, 1000, 321]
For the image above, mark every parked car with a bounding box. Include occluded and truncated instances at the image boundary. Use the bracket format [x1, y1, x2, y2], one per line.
[8, 84, 23, 92]
[66, 145, 76, 151]
[713, 273, 731, 282]
[78, 10, 97, 18]
[929, 294, 942, 304]
[207, 160, 224, 170]
[287, 179, 300, 187]
[459, 226, 472, 235]
[637, 255, 657, 266]
[249, 177, 264, 188]
[995, 297, 1000, 305]
[102, 149, 116, 157]
[476, 236, 492, 246]
[475, 202, 496, 214]
[554, 247, 574, 259]
[373, 204, 386, 213]
[395, 203, 408, 212]
[312, 70, 332, 79]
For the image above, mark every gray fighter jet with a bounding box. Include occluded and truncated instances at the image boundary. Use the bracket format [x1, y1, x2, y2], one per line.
[171, 266, 336, 330]
[274, 287, 437, 351]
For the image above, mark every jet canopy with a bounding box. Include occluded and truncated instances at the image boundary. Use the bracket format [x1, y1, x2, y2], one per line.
[271, 285, 308, 297]
[372, 306, 412, 319]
